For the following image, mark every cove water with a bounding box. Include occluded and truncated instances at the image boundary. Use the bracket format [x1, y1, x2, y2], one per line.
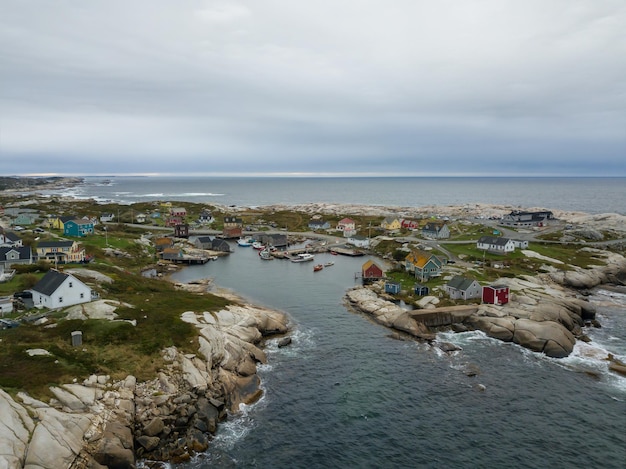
[168, 245, 626, 468]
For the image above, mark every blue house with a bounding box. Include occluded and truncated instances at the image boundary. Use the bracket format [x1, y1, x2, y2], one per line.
[63, 219, 94, 237]
[385, 281, 402, 295]
[414, 284, 430, 296]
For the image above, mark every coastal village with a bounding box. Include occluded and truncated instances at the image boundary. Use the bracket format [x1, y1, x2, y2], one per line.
[1, 184, 626, 467]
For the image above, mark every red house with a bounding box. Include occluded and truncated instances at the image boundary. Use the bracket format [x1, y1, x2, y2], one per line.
[482, 284, 510, 305]
[362, 260, 383, 283]
[401, 219, 419, 230]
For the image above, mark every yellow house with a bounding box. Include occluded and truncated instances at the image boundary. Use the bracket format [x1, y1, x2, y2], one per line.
[381, 217, 401, 231]
[48, 216, 74, 230]
[36, 240, 86, 263]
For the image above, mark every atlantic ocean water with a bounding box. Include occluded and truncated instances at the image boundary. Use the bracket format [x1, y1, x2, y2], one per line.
[51, 176, 625, 214]
[50, 177, 626, 468]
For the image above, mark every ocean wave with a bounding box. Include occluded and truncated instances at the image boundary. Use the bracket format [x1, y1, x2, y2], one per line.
[555, 341, 626, 393]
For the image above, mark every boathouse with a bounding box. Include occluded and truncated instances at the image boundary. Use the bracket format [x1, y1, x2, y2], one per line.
[362, 260, 384, 284]
[482, 284, 510, 305]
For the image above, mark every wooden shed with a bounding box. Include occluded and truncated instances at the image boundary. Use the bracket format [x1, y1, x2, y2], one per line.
[384, 281, 401, 294]
[482, 284, 510, 305]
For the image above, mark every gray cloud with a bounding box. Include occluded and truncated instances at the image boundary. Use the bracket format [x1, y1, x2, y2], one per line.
[1, 0, 624, 176]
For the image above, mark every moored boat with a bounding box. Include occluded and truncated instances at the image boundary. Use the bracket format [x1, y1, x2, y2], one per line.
[237, 237, 253, 247]
[324, 261, 334, 267]
[313, 264, 324, 272]
[291, 253, 315, 263]
[252, 241, 265, 250]
[259, 248, 273, 260]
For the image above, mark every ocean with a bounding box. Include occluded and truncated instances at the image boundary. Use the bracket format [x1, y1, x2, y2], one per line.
[47, 177, 626, 467]
[45, 176, 626, 214]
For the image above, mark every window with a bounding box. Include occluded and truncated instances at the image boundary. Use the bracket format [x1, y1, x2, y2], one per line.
[58, 297, 63, 303]
[80, 293, 84, 299]
[69, 282, 73, 288]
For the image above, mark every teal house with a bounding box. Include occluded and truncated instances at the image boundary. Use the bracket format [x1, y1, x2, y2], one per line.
[63, 219, 94, 237]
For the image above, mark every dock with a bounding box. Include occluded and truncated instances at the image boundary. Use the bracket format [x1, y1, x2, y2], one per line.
[171, 255, 212, 265]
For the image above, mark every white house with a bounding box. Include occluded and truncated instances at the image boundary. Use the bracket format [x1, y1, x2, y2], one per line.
[347, 235, 370, 248]
[512, 239, 529, 249]
[337, 218, 357, 237]
[0, 296, 13, 316]
[30, 270, 94, 309]
[477, 236, 516, 254]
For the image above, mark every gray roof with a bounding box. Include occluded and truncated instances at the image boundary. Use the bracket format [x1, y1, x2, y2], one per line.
[32, 270, 69, 296]
[447, 275, 478, 291]
[0, 246, 32, 261]
[37, 241, 75, 248]
[4, 232, 21, 242]
[478, 236, 511, 246]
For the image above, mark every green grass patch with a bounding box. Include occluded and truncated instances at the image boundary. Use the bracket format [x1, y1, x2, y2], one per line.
[0, 266, 233, 400]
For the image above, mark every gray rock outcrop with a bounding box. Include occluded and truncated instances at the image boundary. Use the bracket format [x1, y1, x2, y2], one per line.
[0, 303, 289, 468]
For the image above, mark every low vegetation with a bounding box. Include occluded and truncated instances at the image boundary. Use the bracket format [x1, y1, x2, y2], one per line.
[0, 268, 232, 399]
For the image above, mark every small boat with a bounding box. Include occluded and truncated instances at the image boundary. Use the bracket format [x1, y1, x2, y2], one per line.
[324, 261, 334, 267]
[291, 253, 315, 263]
[259, 248, 273, 260]
[237, 237, 253, 247]
[252, 241, 265, 250]
[313, 264, 324, 272]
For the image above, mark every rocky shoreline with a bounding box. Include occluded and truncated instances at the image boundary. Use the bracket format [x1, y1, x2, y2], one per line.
[0, 302, 289, 468]
[346, 250, 626, 361]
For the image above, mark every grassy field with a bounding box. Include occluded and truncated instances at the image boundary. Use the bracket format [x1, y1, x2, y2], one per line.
[0, 265, 232, 399]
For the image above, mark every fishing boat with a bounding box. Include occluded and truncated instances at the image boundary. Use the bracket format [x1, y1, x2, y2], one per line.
[237, 237, 253, 247]
[252, 241, 265, 250]
[313, 264, 324, 272]
[290, 253, 315, 263]
[324, 261, 334, 267]
[259, 248, 273, 260]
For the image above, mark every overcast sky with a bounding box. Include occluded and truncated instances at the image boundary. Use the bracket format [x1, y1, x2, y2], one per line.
[1, 1, 625, 177]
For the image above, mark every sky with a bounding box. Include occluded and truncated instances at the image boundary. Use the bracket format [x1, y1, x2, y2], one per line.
[1, 0, 625, 177]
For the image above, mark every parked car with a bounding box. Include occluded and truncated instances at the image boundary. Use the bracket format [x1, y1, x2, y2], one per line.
[33, 228, 45, 233]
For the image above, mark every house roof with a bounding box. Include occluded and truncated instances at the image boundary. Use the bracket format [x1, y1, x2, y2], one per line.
[32, 270, 70, 296]
[4, 232, 21, 242]
[447, 275, 478, 291]
[37, 241, 75, 248]
[338, 218, 355, 224]
[423, 222, 447, 232]
[67, 218, 93, 225]
[486, 284, 509, 290]
[406, 250, 439, 268]
[196, 236, 213, 243]
[0, 246, 32, 261]
[362, 260, 382, 271]
[478, 236, 512, 246]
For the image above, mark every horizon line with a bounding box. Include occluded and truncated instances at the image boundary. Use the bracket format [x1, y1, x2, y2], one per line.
[11, 172, 626, 178]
